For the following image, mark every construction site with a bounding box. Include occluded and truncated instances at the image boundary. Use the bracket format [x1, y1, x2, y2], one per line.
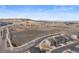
[0, 19, 79, 53]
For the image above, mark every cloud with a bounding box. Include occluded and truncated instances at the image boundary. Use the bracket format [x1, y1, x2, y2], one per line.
[50, 5, 74, 12]
[0, 5, 78, 21]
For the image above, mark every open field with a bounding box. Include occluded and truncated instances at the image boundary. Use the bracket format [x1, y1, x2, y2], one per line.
[1, 19, 79, 47]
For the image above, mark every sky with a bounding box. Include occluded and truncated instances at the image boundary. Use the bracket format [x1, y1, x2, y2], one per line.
[0, 5, 79, 21]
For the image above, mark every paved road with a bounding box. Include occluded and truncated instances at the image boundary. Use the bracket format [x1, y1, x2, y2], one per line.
[70, 46, 79, 52]
[51, 41, 79, 53]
